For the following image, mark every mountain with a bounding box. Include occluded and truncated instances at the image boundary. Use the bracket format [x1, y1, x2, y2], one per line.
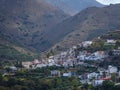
[45, 0, 103, 15]
[1, 0, 120, 54]
[45, 4, 120, 51]
[0, 0, 68, 52]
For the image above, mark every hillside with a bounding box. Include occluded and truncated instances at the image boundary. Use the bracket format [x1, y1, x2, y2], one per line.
[0, 37, 36, 61]
[101, 30, 120, 40]
[0, 0, 68, 52]
[46, 4, 120, 51]
[45, 0, 103, 16]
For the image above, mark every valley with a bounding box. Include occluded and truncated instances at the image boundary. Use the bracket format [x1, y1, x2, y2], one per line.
[0, 0, 120, 90]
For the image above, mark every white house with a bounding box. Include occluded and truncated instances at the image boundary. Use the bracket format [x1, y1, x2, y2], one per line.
[35, 64, 47, 68]
[63, 60, 74, 67]
[84, 51, 107, 61]
[72, 46, 77, 49]
[63, 72, 71, 77]
[22, 62, 33, 69]
[108, 65, 118, 74]
[77, 55, 86, 60]
[87, 72, 99, 80]
[33, 59, 40, 65]
[112, 49, 120, 56]
[48, 56, 54, 63]
[93, 51, 107, 59]
[82, 41, 93, 47]
[107, 39, 116, 44]
[9, 66, 17, 71]
[48, 62, 55, 66]
[105, 39, 116, 45]
[118, 71, 120, 77]
[51, 70, 61, 77]
[93, 80, 104, 86]
[61, 52, 67, 56]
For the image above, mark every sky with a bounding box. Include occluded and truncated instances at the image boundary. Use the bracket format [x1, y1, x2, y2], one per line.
[96, 0, 120, 5]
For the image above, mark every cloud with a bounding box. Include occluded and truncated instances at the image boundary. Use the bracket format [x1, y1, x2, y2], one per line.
[96, 0, 120, 5]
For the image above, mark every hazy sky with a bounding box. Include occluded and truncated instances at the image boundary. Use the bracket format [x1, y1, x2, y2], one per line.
[96, 0, 120, 5]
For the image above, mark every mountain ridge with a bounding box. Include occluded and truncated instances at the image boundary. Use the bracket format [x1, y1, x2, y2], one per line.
[0, 0, 68, 52]
[45, 0, 104, 15]
[47, 4, 120, 51]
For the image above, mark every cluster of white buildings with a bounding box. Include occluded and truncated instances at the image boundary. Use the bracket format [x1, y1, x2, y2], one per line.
[21, 40, 109, 69]
[105, 39, 116, 45]
[21, 39, 120, 71]
[112, 49, 120, 56]
[77, 51, 108, 61]
[79, 65, 120, 86]
[22, 59, 47, 69]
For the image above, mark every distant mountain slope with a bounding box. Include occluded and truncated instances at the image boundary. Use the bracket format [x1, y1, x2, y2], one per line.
[0, 0, 68, 52]
[45, 0, 103, 15]
[46, 4, 120, 51]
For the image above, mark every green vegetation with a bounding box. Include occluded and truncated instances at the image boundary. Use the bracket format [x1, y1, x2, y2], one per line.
[75, 39, 114, 53]
[0, 77, 81, 90]
[0, 66, 81, 90]
[0, 66, 120, 90]
[0, 44, 39, 61]
[101, 30, 120, 40]
[93, 81, 118, 90]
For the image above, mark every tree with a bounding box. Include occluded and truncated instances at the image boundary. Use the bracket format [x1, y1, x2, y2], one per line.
[108, 50, 113, 56]
[7, 78, 17, 87]
[114, 85, 120, 90]
[111, 73, 117, 82]
[0, 72, 2, 80]
[102, 81, 114, 90]
[116, 40, 120, 47]
[5, 67, 11, 73]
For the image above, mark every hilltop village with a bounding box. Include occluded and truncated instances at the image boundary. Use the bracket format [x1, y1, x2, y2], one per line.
[0, 35, 120, 89]
[21, 38, 120, 85]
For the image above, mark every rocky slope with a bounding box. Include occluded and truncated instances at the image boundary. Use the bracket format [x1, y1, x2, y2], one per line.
[0, 0, 68, 52]
[47, 4, 120, 51]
